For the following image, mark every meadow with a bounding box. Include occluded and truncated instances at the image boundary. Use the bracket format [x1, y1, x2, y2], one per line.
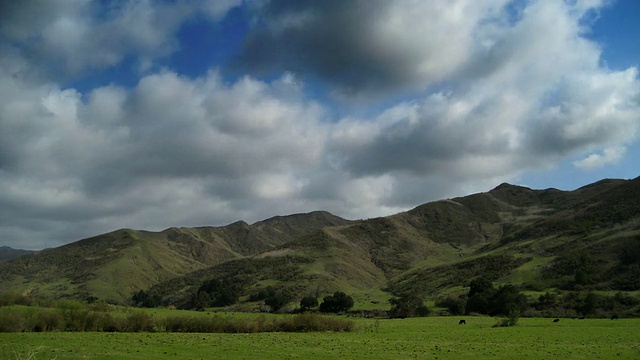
[2, 315, 639, 359]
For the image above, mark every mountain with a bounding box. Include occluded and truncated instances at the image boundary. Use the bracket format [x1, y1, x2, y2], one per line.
[0, 247, 35, 262]
[0, 211, 351, 302]
[1, 178, 639, 307]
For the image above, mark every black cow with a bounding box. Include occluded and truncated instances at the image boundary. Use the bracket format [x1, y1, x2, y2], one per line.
[553, 318, 560, 322]
[611, 315, 619, 320]
[458, 319, 466, 325]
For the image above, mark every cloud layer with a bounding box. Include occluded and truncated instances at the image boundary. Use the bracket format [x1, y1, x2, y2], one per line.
[1, 0, 638, 249]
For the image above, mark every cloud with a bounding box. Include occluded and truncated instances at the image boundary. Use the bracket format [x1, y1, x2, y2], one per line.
[0, 0, 639, 250]
[327, 0, 640, 176]
[573, 147, 627, 170]
[0, 0, 240, 77]
[237, 0, 510, 98]
[0, 67, 333, 248]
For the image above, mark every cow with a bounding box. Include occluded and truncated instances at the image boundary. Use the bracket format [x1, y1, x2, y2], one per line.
[578, 316, 586, 320]
[458, 319, 466, 325]
[553, 318, 560, 322]
[611, 315, 619, 320]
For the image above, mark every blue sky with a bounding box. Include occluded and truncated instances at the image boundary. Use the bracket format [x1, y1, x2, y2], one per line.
[0, 0, 638, 249]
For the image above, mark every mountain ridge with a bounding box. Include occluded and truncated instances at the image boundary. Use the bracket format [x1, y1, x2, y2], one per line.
[1, 177, 639, 307]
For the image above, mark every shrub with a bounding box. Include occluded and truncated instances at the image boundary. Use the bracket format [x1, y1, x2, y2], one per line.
[58, 300, 91, 331]
[126, 311, 155, 332]
[33, 310, 65, 332]
[280, 313, 354, 332]
[0, 308, 25, 332]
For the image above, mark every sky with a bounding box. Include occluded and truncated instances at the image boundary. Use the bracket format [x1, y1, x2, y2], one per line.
[0, 0, 639, 250]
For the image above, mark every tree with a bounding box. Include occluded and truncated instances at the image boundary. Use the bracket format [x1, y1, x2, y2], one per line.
[300, 296, 319, 311]
[536, 292, 559, 310]
[132, 290, 161, 308]
[264, 288, 293, 313]
[436, 296, 466, 315]
[582, 292, 603, 315]
[249, 286, 276, 302]
[466, 277, 496, 314]
[469, 277, 495, 297]
[196, 278, 243, 308]
[319, 292, 354, 313]
[388, 294, 430, 318]
[488, 285, 528, 317]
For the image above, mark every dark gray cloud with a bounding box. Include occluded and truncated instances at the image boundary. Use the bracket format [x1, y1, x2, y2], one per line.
[237, 0, 505, 98]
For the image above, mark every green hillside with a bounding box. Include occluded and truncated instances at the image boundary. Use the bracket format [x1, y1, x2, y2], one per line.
[0, 212, 351, 303]
[1, 177, 639, 311]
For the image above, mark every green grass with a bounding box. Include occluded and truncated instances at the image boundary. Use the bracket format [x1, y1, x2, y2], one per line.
[2, 317, 639, 359]
[501, 255, 554, 285]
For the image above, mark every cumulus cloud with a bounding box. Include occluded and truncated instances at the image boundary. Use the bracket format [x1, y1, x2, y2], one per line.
[238, 0, 510, 98]
[573, 147, 627, 170]
[327, 0, 639, 177]
[0, 66, 333, 248]
[0, 0, 240, 77]
[0, 0, 639, 249]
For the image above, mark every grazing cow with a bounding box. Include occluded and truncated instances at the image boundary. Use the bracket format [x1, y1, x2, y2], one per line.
[458, 319, 466, 325]
[611, 315, 619, 320]
[578, 316, 586, 320]
[553, 318, 560, 322]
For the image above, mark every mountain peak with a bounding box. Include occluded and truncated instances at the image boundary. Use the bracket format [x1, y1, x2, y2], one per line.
[0, 246, 35, 262]
[491, 182, 531, 192]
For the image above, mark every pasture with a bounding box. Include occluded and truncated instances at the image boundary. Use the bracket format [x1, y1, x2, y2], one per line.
[2, 316, 639, 359]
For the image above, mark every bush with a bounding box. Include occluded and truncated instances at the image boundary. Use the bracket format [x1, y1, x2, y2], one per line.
[126, 311, 155, 332]
[0, 293, 33, 307]
[0, 308, 25, 332]
[280, 313, 354, 332]
[32, 310, 65, 332]
[0, 304, 355, 333]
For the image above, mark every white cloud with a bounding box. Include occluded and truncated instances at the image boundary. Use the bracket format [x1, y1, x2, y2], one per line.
[1, 0, 639, 249]
[0, 0, 239, 77]
[573, 147, 627, 170]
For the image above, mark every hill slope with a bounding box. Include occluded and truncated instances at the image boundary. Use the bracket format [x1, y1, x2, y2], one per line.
[0, 247, 35, 262]
[0, 211, 351, 303]
[1, 177, 639, 307]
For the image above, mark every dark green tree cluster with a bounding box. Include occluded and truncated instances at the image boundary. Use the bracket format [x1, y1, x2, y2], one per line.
[300, 296, 319, 311]
[437, 277, 528, 319]
[319, 292, 354, 313]
[132, 290, 161, 308]
[264, 288, 293, 312]
[194, 278, 243, 309]
[532, 290, 639, 317]
[249, 286, 294, 312]
[388, 294, 430, 318]
[543, 254, 602, 289]
[465, 277, 527, 317]
[248, 286, 276, 302]
[435, 296, 466, 315]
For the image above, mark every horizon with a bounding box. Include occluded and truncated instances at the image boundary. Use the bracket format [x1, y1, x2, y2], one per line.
[1, 0, 639, 250]
[6, 175, 638, 251]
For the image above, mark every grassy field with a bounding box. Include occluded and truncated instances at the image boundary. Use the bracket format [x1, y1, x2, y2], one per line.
[2, 316, 639, 359]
